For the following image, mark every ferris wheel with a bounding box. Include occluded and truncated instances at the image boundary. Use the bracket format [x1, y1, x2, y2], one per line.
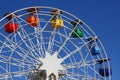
[0, 6, 112, 80]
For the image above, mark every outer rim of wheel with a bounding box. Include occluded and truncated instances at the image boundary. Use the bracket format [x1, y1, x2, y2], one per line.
[0, 6, 111, 80]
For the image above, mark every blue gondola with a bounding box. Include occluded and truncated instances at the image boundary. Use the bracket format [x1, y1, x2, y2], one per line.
[91, 46, 101, 55]
[99, 68, 112, 77]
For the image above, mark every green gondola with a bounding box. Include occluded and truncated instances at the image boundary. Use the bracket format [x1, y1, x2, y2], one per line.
[72, 28, 84, 38]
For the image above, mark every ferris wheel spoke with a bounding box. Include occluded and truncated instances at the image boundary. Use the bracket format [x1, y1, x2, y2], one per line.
[0, 35, 16, 53]
[66, 71, 90, 79]
[0, 66, 12, 80]
[33, 9, 45, 57]
[67, 69, 99, 80]
[67, 72, 84, 77]
[0, 40, 24, 58]
[0, 39, 38, 65]
[57, 30, 64, 44]
[63, 59, 100, 79]
[57, 20, 81, 54]
[87, 65, 104, 79]
[60, 13, 77, 24]
[34, 17, 48, 57]
[14, 17, 41, 58]
[0, 31, 29, 55]
[47, 27, 57, 54]
[40, 10, 60, 32]
[74, 59, 103, 79]
[40, 11, 63, 54]
[62, 18, 89, 42]
[69, 39, 84, 59]
[38, 27, 46, 57]
[12, 18, 18, 44]
[0, 70, 29, 79]
[0, 60, 29, 68]
[57, 33, 72, 57]
[80, 25, 93, 38]
[63, 59, 97, 69]
[34, 28, 43, 57]
[15, 43, 42, 65]
[59, 18, 96, 63]
[63, 28, 69, 38]
[0, 49, 12, 54]
[62, 37, 98, 62]
[17, 32, 38, 57]
[41, 41, 66, 56]
[42, 37, 71, 57]
[63, 15, 94, 38]
[16, 18, 49, 63]
[0, 54, 35, 67]
[15, 45, 40, 64]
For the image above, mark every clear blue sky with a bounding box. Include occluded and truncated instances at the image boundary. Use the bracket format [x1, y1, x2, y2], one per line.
[0, 0, 119, 79]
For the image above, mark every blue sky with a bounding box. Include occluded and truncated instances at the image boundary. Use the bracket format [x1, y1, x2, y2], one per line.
[0, 0, 120, 79]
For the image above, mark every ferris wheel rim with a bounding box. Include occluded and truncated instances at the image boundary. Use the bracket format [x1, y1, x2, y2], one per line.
[0, 6, 111, 80]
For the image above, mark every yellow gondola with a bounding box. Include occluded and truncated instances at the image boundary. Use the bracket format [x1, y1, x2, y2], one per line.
[51, 19, 63, 28]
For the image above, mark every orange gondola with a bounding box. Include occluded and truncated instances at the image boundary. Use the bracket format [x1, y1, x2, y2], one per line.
[26, 7, 40, 27]
[26, 15, 39, 27]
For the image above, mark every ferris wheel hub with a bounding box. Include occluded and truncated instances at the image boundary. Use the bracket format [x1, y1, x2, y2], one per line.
[37, 51, 65, 79]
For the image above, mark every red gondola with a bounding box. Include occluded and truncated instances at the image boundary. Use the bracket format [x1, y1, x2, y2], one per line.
[4, 13, 19, 33]
[5, 23, 19, 33]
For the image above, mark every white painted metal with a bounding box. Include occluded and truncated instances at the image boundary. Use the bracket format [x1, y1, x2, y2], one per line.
[0, 6, 111, 80]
